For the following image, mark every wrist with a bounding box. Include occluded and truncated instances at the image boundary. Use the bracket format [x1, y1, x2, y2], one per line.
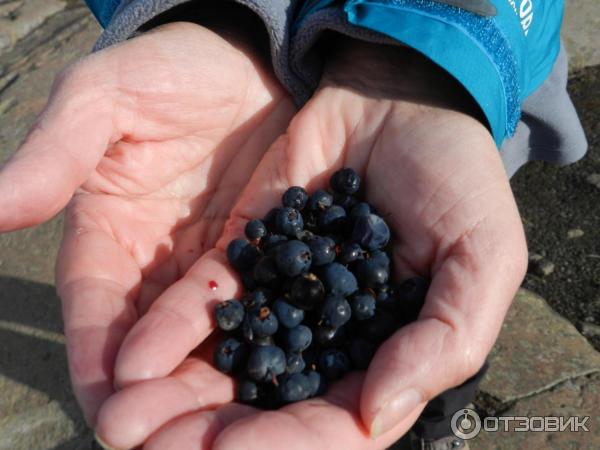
[318, 36, 487, 129]
[138, 1, 270, 64]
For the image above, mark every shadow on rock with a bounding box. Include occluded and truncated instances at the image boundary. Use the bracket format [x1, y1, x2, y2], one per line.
[0, 275, 90, 448]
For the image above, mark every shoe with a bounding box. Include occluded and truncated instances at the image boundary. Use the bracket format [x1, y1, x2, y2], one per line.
[409, 431, 469, 450]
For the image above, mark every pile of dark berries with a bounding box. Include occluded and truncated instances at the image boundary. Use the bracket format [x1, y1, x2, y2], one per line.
[213, 168, 429, 407]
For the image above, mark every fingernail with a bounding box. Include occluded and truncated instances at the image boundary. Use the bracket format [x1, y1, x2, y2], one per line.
[94, 433, 119, 450]
[370, 389, 422, 439]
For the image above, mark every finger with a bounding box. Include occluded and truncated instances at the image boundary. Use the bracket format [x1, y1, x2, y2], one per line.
[113, 247, 240, 387]
[96, 354, 235, 450]
[0, 61, 116, 231]
[57, 205, 142, 425]
[361, 214, 528, 438]
[213, 373, 423, 450]
[144, 404, 256, 450]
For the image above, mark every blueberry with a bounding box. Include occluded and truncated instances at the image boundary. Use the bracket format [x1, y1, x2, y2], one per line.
[226, 239, 249, 270]
[319, 263, 358, 296]
[286, 353, 306, 374]
[275, 207, 304, 237]
[302, 346, 319, 368]
[242, 289, 270, 311]
[352, 213, 390, 251]
[247, 345, 287, 383]
[319, 349, 351, 380]
[302, 210, 318, 231]
[370, 250, 391, 267]
[375, 284, 397, 312]
[278, 373, 311, 403]
[263, 207, 280, 231]
[289, 273, 325, 310]
[240, 270, 257, 291]
[317, 205, 347, 232]
[245, 219, 267, 241]
[330, 168, 361, 195]
[306, 370, 327, 397]
[214, 338, 247, 374]
[295, 229, 314, 242]
[282, 186, 308, 210]
[251, 335, 275, 347]
[355, 257, 389, 288]
[397, 277, 429, 323]
[238, 379, 260, 404]
[333, 192, 358, 211]
[314, 324, 347, 348]
[283, 325, 312, 353]
[261, 234, 288, 253]
[214, 299, 245, 331]
[349, 292, 376, 320]
[253, 255, 279, 287]
[308, 189, 333, 211]
[350, 202, 371, 220]
[319, 295, 352, 329]
[247, 307, 279, 338]
[226, 238, 262, 271]
[274, 240, 312, 277]
[359, 311, 397, 343]
[272, 298, 304, 328]
[307, 235, 336, 266]
[350, 338, 376, 370]
[338, 242, 364, 264]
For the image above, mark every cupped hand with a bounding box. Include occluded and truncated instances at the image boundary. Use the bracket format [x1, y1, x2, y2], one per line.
[92, 39, 528, 449]
[0, 21, 294, 426]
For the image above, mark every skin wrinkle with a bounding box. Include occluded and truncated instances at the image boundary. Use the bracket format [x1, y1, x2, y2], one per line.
[428, 184, 505, 266]
[64, 203, 119, 243]
[153, 291, 210, 337]
[366, 101, 401, 185]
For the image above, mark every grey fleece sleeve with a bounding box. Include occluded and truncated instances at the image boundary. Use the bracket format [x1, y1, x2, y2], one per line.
[94, 0, 587, 179]
[93, 0, 310, 106]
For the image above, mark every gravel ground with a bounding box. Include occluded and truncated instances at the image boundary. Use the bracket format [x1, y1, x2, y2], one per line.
[511, 64, 600, 350]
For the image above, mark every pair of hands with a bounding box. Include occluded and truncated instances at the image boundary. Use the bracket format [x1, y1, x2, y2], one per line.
[0, 21, 527, 449]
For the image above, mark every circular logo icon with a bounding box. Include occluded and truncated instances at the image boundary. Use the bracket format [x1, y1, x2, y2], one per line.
[451, 408, 481, 440]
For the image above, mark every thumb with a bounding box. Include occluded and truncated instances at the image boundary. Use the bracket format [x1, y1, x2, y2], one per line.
[361, 215, 528, 438]
[0, 62, 115, 231]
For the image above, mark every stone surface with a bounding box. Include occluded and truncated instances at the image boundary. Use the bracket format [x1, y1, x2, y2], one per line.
[528, 254, 555, 277]
[479, 289, 600, 404]
[562, 0, 600, 71]
[0, 0, 66, 53]
[566, 228, 584, 239]
[580, 322, 600, 339]
[0, 4, 100, 450]
[472, 373, 600, 449]
[586, 173, 600, 189]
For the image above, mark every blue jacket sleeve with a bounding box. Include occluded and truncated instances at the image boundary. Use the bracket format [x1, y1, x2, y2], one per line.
[85, 0, 122, 27]
[335, 0, 563, 147]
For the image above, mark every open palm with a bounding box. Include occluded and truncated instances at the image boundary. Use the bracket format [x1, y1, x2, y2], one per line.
[92, 41, 528, 450]
[0, 21, 294, 427]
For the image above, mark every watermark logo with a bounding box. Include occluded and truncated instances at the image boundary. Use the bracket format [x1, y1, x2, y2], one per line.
[451, 408, 482, 440]
[451, 408, 590, 440]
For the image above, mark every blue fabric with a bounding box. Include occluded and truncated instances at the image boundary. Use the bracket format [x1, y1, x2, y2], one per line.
[296, 0, 337, 26]
[85, 0, 122, 27]
[342, 0, 563, 146]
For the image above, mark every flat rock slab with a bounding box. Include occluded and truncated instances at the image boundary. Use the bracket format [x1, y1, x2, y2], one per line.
[0, 4, 99, 450]
[562, 0, 600, 70]
[479, 289, 600, 404]
[0, 0, 66, 54]
[472, 372, 600, 449]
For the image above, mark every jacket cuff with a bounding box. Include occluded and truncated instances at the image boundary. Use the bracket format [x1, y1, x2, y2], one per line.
[292, 0, 563, 147]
